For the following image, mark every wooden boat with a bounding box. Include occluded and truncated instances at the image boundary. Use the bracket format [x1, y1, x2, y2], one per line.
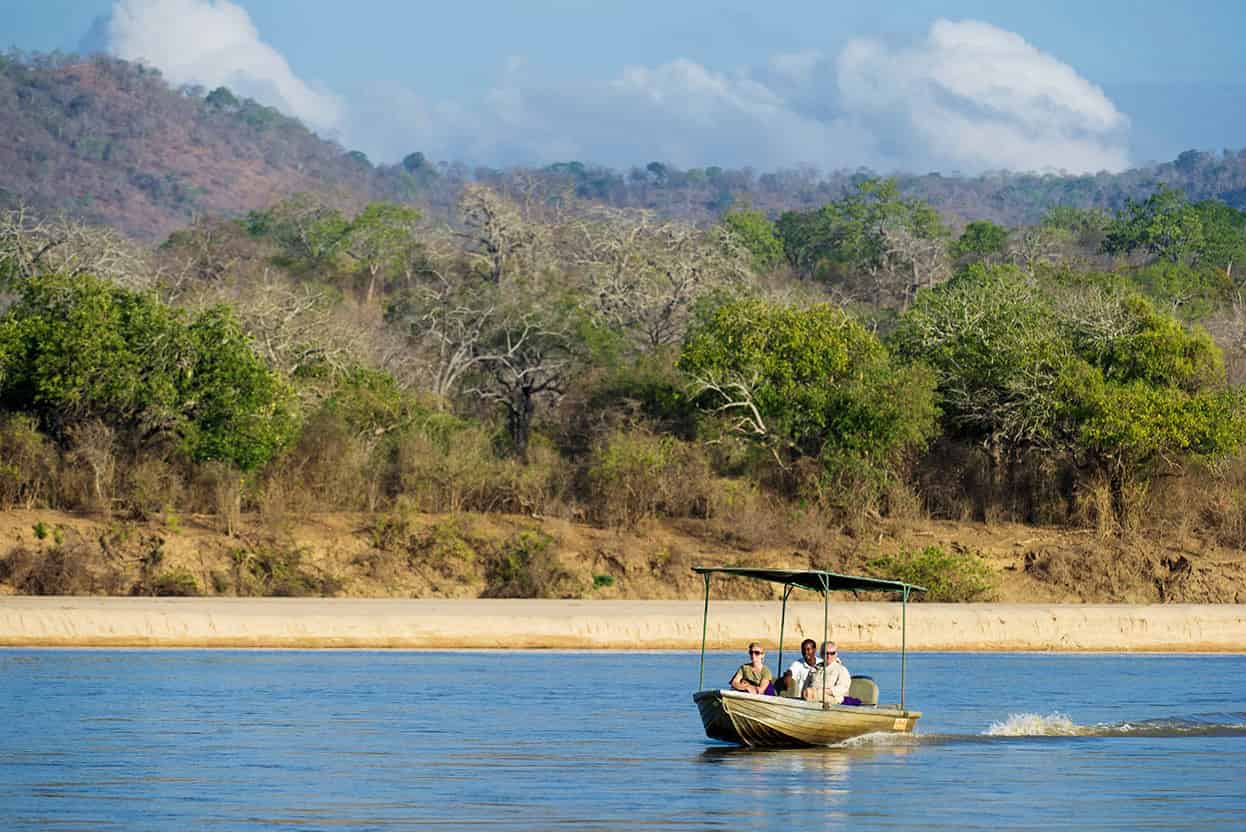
[691, 566, 925, 748]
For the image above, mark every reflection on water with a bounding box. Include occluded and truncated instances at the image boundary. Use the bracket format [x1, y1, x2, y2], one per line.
[699, 742, 916, 794]
[1, 650, 1244, 831]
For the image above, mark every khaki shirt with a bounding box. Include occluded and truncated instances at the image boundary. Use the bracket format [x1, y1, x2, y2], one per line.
[735, 663, 772, 687]
[803, 660, 851, 704]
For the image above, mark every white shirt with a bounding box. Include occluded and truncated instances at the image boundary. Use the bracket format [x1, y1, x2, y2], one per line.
[803, 659, 851, 704]
[786, 658, 820, 690]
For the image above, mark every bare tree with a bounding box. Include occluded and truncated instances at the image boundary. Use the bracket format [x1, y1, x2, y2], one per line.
[455, 184, 545, 283]
[879, 220, 952, 309]
[561, 208, 751, 348]
[1007, 226, 1066, 273]
[187, 275, 413, 390]
[467, 312, 575, 462]
[0, 204, 156, 288]
[389, 275, 499, 401]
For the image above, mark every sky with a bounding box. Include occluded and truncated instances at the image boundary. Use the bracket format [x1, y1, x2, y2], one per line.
[5, 0, 1246, 174]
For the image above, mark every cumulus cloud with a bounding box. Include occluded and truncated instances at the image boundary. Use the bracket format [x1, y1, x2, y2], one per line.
[373, 19, 1128, 174]
[106, 0, 343, 131]
[98, 5, 1129, 174]
[836, 20, 1129, 173]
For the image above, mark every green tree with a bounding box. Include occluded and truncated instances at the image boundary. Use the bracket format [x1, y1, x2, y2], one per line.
[774, 178, 948, 306]
[893, 264, 1246, 519]
[720, 208, 783, 272]
[953, 220, 1010, 264]
[1103, 186, 1204, 264]
[180, 306, 300, 471]
[344, 201, 423, 305]
[1191, 199, 1246, 278]
[678, 298, 937, 494]
[245, 193, 352, 273]
[891, 264, 1072, 456]
[0, 273, 297, 471]
[204, 86, 239, 109]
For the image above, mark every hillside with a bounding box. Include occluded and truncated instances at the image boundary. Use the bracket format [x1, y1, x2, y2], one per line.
[0, 53, 403, 239]
[6, 53, 1246, 239]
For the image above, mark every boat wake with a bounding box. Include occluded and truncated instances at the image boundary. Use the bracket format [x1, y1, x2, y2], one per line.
[982, 711, 1246, 738]
[835, 731, 919, 748]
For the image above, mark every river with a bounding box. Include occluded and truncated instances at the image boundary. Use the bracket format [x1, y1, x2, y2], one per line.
[2, 649, 1244, 829]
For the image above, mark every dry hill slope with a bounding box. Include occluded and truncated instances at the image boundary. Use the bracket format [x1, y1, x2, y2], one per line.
[0, 54, 403, 239]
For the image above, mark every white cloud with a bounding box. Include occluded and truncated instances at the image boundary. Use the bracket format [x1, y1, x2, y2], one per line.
[99, 7, 1130, 174]
[106, 0, 343, 131]
[836, 19, 1129, 173]
[414, 19, 1129, 174]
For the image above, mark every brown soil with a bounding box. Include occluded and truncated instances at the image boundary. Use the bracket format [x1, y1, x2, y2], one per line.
[1, 509, 1243, 603]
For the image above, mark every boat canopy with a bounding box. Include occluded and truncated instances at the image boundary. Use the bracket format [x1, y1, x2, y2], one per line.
[692, 566, 926, 595]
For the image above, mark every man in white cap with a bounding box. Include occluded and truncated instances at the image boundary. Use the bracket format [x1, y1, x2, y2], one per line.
[802, 641, 851, 705]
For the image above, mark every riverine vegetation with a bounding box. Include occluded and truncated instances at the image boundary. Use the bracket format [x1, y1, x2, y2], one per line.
[2, 55, 1246, 603]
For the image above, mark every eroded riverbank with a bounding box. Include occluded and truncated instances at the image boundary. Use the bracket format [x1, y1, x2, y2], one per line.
[1, 597, 1244, 651]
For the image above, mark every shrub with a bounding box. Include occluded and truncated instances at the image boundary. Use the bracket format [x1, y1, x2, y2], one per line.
[482, 530, 575, 598]
[192, 461, 242, 536]
[390, 419, 565, 515]
[865, 545, 995, 602]
[0, 413, 56, 509]
[231, 546, 340, 597]
[276, 407, 372, 511]
[406, 518, 479, 580]
[0, 541, 126, 595]
[120, 453, 186, 521]
[65, 420, 116, 516]
[150, 569, 201, 597]
[585, 429, 712, 528]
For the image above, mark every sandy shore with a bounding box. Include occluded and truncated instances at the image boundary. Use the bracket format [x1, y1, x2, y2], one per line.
[0, 597, 1244, 650]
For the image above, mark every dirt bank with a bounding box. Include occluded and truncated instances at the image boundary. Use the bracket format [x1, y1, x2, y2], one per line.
[1, 598, 1244, 651]
[3, 509, 1245, 604]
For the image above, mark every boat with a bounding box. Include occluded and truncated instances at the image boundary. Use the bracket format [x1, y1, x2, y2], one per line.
[691, 566, 925, 747]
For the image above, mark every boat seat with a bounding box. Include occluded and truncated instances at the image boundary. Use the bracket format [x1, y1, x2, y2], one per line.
[777, 675, 802, 698]
[848, 675, 879, 706]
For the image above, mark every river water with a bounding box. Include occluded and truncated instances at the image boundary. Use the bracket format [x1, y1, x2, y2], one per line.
[1, 649, 1244, 830]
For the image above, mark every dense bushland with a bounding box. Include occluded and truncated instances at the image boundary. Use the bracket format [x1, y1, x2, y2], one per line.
[4, 170, 1246, 599]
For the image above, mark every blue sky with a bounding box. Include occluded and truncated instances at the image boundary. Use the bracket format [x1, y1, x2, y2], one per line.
[5, 1, 1245, 171]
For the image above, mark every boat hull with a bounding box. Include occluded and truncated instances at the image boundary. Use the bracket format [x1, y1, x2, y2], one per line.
[694, 689, 921, 747]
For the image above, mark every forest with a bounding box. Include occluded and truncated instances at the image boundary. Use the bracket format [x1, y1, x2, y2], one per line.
[2, 53, 1246, 603]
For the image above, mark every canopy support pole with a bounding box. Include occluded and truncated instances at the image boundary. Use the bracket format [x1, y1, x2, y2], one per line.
[777, 584, 793, 673]
[900, 585, 909, 711]
[698, 573, 711, 690]
[821, 574, 829, 710]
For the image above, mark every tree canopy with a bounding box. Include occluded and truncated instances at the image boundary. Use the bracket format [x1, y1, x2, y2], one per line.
[678, 297, 938, 489]
[0, 273, 297, 471]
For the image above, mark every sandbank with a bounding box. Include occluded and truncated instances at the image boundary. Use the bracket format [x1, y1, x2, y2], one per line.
[0, 597, 1244, 650]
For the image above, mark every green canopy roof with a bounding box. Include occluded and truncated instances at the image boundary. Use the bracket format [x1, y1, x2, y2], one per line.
[692, 566, 926, 595]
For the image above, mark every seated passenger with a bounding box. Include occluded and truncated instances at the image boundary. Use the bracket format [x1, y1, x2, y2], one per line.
[779, 638, 820, 695]
[729, 642, 774, 695]
[802, 641, 851, 704]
